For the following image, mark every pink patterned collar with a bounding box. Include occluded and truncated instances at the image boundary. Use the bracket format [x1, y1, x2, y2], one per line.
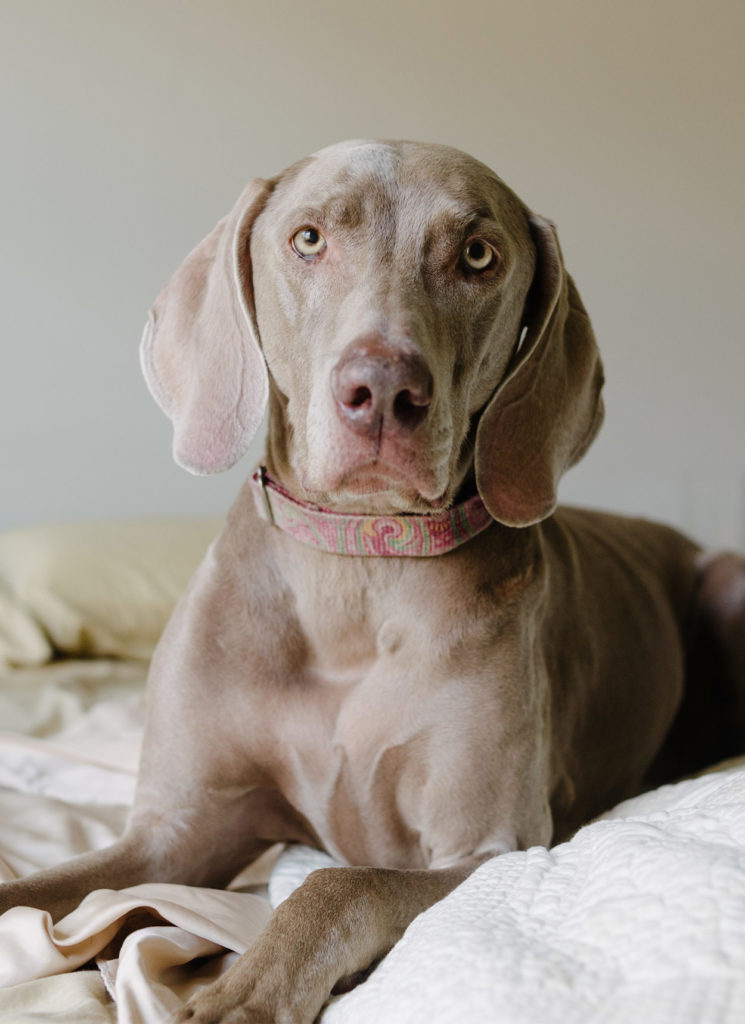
[251, 467, 493, 557]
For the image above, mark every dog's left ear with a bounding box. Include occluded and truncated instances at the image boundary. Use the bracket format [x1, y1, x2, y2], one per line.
[474, 215, 604, 527]
[140, 179, 272, 475]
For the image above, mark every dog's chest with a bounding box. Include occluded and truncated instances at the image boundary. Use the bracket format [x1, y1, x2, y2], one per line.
[273, 664, 481, 868]
[262, 550, 519, 868]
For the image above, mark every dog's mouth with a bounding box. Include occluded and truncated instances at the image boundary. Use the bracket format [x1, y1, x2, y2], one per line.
[335, 461, 449, 508]
[297, 451, 451, 514]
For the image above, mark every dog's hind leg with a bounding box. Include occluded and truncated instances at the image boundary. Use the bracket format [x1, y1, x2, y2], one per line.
[648, 550, 745, 785]
[694, 550, 745, 750]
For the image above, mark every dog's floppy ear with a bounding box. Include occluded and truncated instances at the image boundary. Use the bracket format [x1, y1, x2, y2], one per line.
[474, 215, 604, 527]
[140, 179, 272, 475]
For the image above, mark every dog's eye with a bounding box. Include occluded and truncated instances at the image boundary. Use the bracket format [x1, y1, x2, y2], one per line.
[291, 227, 327, 259]
[462, 239, 497, 272]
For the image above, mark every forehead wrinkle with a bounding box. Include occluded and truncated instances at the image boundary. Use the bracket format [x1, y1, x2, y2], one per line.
[391, 201, 499, 275]
[277, 140, 400, 222]
[279, 177, 397, 243]
[399, 158, 522, 219]
[279, 200, 362, 234]
[423, 208, 502, 242]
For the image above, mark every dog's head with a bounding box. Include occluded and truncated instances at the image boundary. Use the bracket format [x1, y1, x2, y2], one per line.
[141, 140, 603, 526]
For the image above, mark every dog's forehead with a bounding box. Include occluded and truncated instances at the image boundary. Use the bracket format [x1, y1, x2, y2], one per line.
[272, 140, 522, 224]
[308, 139, 401, 185]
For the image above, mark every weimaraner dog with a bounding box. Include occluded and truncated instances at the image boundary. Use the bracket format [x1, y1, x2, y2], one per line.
[2, 140, 744, 1023]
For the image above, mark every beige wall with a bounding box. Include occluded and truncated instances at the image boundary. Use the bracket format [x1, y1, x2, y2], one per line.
[1, 0, 743, 548]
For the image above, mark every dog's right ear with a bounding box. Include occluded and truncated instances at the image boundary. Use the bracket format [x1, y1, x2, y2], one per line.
[140, 178, 272, 475]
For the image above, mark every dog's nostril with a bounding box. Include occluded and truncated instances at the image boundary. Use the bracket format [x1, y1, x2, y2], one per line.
[397, 385, 430, 409]
[348, 386, 373, 409]
[393, 388, 430, 430]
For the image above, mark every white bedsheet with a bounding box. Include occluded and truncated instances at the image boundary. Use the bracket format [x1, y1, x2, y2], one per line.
[1, 660, 744, 1023]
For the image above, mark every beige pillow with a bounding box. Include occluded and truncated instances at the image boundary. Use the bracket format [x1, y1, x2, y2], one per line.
[0, 521, 221, 667]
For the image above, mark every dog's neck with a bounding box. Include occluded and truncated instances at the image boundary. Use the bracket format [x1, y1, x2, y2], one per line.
[250, 466, 493, 558]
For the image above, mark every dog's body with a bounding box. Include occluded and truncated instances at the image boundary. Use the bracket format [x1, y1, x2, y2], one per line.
[2, 140, 744, 1024]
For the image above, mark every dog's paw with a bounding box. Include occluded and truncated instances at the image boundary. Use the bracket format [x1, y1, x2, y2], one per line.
[171, 992, 275, 1024]
[170, 958, 317, 1024]
[172, 993, 300, 1024]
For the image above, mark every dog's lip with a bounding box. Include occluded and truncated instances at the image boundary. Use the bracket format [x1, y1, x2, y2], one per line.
[325, 460, 449, 508]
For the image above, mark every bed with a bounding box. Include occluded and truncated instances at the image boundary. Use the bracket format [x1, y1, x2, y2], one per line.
[1, 522, 744, 1023]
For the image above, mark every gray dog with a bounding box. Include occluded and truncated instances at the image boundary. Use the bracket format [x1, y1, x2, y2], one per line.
[2, 140, 744, 1024]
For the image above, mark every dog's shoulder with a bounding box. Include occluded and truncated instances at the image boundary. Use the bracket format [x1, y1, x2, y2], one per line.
[545, 505, 701, 616]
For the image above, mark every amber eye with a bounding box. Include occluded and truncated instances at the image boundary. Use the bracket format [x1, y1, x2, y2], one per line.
[291, 227, 327, 258]
[462, 239, 497, 272]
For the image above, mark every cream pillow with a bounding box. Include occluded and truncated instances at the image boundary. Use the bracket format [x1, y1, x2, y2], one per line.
[0, 521, 221, 667]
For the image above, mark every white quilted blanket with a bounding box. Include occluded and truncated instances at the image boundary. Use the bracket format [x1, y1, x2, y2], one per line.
[269, 763, 745, 1024]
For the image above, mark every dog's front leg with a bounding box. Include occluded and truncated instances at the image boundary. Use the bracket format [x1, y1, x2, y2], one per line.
[0, 830, 167, 922]
[175, 856, 483, 1024]
[0, 790, 275, 922]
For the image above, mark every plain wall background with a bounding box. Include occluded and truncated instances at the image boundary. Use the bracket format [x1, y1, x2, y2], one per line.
[1, 0, 743, 549]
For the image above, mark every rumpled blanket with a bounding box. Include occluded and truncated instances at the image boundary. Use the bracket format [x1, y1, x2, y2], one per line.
[1, 659, 744, 1023]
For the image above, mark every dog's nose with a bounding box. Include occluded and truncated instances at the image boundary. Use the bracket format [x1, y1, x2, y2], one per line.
[331, 339, 433, 437]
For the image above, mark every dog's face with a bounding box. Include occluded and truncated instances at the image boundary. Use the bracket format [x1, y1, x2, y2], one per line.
[141, 140, 604, 526]
[251, 140, 535, 513]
